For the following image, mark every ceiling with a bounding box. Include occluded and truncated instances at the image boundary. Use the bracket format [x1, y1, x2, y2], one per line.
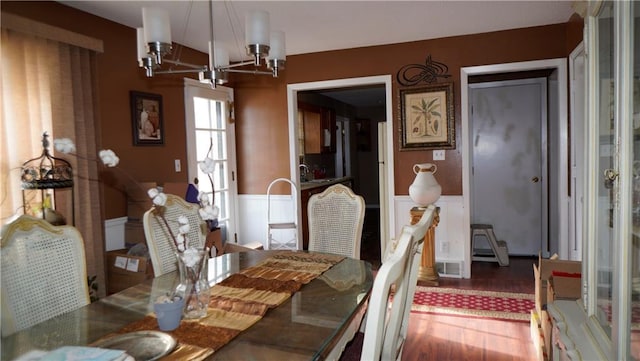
[57, 0, 576, 107]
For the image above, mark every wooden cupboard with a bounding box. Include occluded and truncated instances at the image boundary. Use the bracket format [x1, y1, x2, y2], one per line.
[299, 103, 336, 154]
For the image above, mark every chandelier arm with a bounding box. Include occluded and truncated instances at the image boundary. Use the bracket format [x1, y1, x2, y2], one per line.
[218, 60, 256, 70]
[156, 69, 206, 75]
[163, 59, 208, 70]
[224, 69, 273, 75]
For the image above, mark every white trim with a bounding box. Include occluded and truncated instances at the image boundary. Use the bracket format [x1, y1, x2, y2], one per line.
[286, 75, 395, 246]
[461, 58, 568, 278]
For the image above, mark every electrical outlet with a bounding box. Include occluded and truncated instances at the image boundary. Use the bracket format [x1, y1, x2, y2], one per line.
[433, 150, 445, 160]
[174, 159, 181, 172]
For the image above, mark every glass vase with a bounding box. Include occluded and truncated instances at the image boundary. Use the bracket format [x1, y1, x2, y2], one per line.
[175, 248, 210, 319]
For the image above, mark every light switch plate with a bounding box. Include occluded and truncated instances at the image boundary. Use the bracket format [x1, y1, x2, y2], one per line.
[433, 150, 445, 160]
[174, 159, 181, 172]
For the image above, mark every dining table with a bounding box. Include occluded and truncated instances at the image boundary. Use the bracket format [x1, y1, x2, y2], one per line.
[1, 250, 373, 361]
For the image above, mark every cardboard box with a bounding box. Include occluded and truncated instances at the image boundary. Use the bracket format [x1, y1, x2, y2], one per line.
[533, 253, 581, 316]
[126, 182, 156, 221]
[530, 309, 548, 361]
[162, 182, 190, 199]
[125, 220, 146, 246]
[547, 272, 581, 303]
[106, 249, 153, 294]
[540, 309, 552, 361]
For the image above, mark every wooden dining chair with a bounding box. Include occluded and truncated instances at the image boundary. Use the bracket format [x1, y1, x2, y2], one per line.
[307, 183, 365, 259]
[360, 205, 436, 361]
[143, 194, 207, 276]
[0, 215, 90, 336]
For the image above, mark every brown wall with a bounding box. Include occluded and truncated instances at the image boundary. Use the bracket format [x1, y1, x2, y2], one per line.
[3, 1, 583, 219]
[2, 1, 208, 219]
[235, 23, 581, 196]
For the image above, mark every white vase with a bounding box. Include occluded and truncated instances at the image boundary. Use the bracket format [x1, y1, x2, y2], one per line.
[409, 163, 442, 207]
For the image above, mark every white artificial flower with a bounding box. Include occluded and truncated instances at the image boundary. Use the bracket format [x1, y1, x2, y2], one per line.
[199, 157, 215, 174]
[182, 247, 200, 268]
[147, 188, 159, 199]
[197, 191, 210, 206]
[176, 234, 186, 252]
[99, 149, 120, 167]
[199, 205, 218, 221]
[178, 215, 190, 234]
[152, 192, 167, 206]
[53, 138, 76, 154]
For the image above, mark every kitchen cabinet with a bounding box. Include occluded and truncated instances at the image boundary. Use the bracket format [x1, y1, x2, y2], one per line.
[300, 177, 352, 249]
[299, 103, 336, 154]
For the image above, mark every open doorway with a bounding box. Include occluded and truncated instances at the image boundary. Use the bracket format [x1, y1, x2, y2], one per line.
[461, 59, 568, 278]
[287, 76, 394, 265]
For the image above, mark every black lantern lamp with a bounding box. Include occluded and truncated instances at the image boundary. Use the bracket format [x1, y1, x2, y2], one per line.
[21, 132, 75, 225]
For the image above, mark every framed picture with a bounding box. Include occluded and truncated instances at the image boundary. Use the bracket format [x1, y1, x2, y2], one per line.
[130, 91, 164, 146]
[399, 82, 455, 150]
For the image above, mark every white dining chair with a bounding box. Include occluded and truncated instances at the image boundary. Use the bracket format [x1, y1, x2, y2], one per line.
[0, 215, 90, 336]
[143, 194, 207, 276]
[360, 204, 436, 361]
[307, 183, 365, 259]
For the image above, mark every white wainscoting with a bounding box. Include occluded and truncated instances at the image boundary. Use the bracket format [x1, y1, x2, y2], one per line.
[393, 196, 465, 269]
[238, 194, 466, 271]
[104, 216, 127, 251]
[237, 194, 297, 249]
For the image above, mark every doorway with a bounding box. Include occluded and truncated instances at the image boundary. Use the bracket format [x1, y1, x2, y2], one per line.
[470, 78, 547, 256]
[287, 76, 394, 264]
[461, 58, 568, 278]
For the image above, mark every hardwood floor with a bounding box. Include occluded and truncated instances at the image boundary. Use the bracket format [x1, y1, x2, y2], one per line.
[355, 211, 538, 360]
[347, 249, 538, 361]
[402, 257, 538, 361]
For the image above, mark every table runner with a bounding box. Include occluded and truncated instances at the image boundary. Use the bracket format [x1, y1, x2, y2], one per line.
[109, 251, 345, 359]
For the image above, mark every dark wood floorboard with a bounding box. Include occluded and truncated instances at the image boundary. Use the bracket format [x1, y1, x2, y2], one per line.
[355, 215, 538, 361]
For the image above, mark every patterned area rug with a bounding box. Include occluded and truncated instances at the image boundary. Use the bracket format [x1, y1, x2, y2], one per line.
[411, 286, 534, 321]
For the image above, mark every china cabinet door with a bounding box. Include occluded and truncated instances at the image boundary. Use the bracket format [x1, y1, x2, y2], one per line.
[585, 1, 639, 359]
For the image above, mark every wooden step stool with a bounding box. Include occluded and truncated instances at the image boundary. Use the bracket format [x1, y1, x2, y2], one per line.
[471, 224, 509, 266]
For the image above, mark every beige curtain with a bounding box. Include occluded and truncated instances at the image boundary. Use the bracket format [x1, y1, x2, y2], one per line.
[1, 22, 106, 297]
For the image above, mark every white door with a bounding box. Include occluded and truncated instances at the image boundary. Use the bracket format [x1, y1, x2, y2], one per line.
[184, 79, 238, 244]
[470, 78, 547, 255]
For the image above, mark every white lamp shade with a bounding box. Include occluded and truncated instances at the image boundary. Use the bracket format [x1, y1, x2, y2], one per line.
[136, 27, 148, 60]
[142, 7, 172, 44]
[267, 31, 286, 60]
[208, 41, 229, 68]
[245, 10, 270, 46]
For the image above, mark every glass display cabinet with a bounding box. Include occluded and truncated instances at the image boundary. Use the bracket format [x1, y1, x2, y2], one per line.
[547, 1, 639, 360]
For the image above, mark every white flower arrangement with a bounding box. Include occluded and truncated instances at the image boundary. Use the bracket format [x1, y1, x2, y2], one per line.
[54, 137, 217, 254]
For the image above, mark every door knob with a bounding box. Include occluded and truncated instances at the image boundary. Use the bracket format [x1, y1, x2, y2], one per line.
[603, 168, 618, 189]
[531, 176, 539, 183]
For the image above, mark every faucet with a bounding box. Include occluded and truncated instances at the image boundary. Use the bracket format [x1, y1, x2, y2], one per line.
[299, 164, 310, 182]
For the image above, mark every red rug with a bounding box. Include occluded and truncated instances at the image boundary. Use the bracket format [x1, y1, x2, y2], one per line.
[411, 286, 534, 321]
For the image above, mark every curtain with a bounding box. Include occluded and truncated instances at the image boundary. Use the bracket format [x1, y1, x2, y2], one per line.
[1, 26, 106, 298]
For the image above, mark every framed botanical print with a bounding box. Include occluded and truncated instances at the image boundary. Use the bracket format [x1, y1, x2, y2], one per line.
[399, 82, 455, 150]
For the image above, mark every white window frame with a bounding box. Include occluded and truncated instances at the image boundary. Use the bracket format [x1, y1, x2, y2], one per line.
[183, 78, 239, 244]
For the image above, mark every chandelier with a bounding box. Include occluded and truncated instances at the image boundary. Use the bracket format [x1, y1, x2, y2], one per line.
[136, 0, 285, 86]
